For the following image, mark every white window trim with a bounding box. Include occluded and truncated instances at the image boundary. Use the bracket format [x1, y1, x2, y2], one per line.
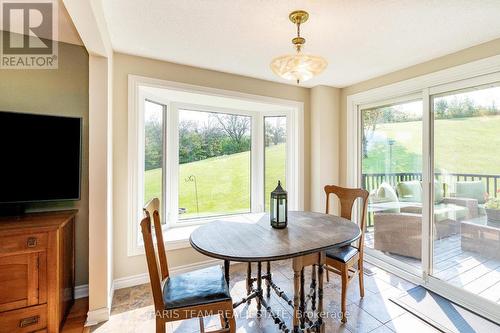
[127, 74, 304, 257]
[346, 54, 500, 323]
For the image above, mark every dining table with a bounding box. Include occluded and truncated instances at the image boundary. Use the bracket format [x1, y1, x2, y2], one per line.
[190, 211, 361, 333]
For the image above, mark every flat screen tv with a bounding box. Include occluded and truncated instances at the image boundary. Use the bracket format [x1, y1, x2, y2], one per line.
[0, 111, 82, 205]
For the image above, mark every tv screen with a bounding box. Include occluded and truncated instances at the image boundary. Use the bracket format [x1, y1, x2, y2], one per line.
[0, 111, 82, 203]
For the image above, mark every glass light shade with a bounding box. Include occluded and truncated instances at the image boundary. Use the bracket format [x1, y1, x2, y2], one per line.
[270, 52, 327, 83]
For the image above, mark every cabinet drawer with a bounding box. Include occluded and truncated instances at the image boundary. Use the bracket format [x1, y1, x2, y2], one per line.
[0, 304, 47, 333]
[0, 233, 47, 254]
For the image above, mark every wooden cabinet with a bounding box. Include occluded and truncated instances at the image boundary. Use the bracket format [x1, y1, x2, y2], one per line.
[0, 211, 76, 333]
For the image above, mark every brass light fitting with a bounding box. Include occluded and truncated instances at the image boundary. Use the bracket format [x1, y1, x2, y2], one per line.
[270, 10, 327, 84]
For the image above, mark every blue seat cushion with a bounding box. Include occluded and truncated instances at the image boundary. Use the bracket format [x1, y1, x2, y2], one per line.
[163, 265, 231, 310]
[326, 245, 358, 263]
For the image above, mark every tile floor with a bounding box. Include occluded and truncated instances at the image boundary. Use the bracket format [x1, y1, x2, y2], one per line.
[91, 261, 441, 333]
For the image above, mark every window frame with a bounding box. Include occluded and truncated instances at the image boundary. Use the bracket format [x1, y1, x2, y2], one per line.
[128, 75, 304, 256]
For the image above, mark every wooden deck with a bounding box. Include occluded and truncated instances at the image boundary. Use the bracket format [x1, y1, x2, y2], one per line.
[365, 231, 500, 305]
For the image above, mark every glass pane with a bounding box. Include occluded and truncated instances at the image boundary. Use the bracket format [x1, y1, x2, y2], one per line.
[178, 110, 251, 219]
[432, 85, 500, 305]
[144, 100, 164, 210]
[264, 116, 287, 211]
[361, 100, 423, 270]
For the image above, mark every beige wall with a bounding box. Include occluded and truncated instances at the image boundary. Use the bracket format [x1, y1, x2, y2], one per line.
[310, 86, 341, 213]
[112, 52, 311, 279]
[88, 54, 114, 315]
[112, 37, 500, 281]
[0, 40, 89, 285]
[339, 37, 500, 186]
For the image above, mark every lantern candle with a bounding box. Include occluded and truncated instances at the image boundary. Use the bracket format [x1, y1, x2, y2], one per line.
[270, 180, 288, 229]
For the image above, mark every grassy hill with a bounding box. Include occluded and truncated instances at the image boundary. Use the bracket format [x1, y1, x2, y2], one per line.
[144, 143, 286, 218]
[363, 115, 500, 175]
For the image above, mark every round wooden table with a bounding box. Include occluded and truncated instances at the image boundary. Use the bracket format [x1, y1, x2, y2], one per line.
[190, 211, 361, 333]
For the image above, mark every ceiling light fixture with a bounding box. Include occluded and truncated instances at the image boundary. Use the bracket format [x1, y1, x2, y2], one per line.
[270, 10, 327, 84]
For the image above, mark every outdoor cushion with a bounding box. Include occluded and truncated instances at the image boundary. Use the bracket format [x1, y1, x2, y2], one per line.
[402, 203, 468, 222]
[397, 180, 422, 203]
[455, 181, 486, 204]
[376, 182, 399, 202]
[433, 203, 467, 222]
[163, 265, 231, 310]
[326, 245, 358, 263]
[375, 183, 400, 213]
[434, 180, 444, 203]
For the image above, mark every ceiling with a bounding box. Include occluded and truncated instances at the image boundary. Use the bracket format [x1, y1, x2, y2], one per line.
[102, 0, 500, 88]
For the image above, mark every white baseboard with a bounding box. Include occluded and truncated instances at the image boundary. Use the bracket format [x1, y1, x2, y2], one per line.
[85, 307, 110, 327]
[74, 284, 89, 299]
[113, 258, 223, 290]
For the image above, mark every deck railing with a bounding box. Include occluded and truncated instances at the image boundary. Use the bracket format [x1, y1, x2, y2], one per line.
[362, 172, 500, 227]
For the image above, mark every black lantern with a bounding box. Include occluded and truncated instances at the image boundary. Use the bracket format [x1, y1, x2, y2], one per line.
[270, 180, 288, 229]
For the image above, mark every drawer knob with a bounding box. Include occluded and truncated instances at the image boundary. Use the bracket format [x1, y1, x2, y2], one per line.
[27, 237, 37, 248]
[19, 315, 39, 327]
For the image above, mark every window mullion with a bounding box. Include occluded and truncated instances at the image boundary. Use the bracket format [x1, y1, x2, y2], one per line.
[166, 103, 180, 227]
[161, 103, 168, 226]
[252, 113, 264, 213]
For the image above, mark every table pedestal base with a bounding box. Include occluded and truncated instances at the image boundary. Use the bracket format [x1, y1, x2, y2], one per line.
[229, 252, 326, 333]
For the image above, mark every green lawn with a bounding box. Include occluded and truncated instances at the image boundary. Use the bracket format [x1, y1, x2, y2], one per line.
[363, 115, 500, 175]
[144, 144, 286, 218]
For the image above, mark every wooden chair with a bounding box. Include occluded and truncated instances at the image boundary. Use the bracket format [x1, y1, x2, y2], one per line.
[323, 185, 369, 323]
[141, 198, 236, 333]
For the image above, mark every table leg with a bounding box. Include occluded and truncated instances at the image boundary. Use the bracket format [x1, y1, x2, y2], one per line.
[300, 268, 305, 329]
[311, 264, 317, 311]
[257, 261, 262, 317]
[246, 262, 252, 304]
[266, 261, 271, 298]
[292, 258, 301, 333]
[317, 252, 326, 333]
[224, 260, 230, 287]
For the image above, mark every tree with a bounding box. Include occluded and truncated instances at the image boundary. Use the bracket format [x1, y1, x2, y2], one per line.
[265, 123, 285, 146]
[144, 117, 162, 170]
[489, 100, 497, 114]
[362, 109, 382, 159]
[213, 114, 250, 148]
[179, 120, 203, 163]
[435, 99, 448, 119]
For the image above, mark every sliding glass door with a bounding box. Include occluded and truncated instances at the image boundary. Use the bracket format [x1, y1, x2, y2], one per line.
[354, 68, 500, 321]
[430, 84, 500, 305]
[356, 76, 500, 319]
[360, 98, 423, 272]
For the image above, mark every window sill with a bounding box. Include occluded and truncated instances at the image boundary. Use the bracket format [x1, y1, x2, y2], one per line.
[129, 212, 266, 256]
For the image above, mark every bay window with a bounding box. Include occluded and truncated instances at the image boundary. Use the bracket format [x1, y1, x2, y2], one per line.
[130, 76, 303, 253]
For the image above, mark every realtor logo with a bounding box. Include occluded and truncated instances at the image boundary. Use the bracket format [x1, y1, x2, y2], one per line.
[1, 0, 58, 69]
